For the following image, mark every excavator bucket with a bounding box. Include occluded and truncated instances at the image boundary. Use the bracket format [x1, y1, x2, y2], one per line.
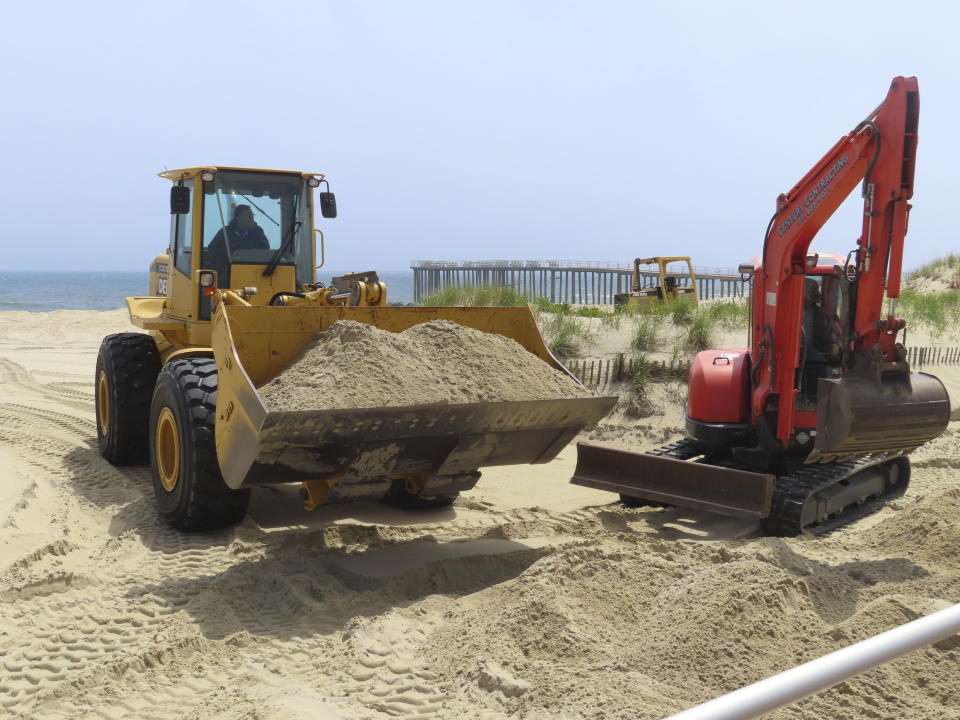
[210, 303, 617, 499]
[809, 372, 950, 462]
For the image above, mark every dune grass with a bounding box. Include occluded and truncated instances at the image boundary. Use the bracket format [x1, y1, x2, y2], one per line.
[907, 254, 960, 287]
[534, 297, 615, 319]
[630, 315, 662, 351]
[543, 312, 589, 358]
[703, 300, 750, 329]
[898, 289, 960, 339]
[421, 285, 529, 306]
[683, 310, 715, 351]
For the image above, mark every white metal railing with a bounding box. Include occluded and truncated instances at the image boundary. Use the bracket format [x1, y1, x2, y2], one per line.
[663, 602, 960, 720]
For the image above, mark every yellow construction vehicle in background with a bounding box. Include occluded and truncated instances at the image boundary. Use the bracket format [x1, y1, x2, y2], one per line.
[613, 256, 698, 309]
[96, 166, 615, 530]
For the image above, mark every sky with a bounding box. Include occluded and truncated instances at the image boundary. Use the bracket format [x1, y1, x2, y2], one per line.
[1, 1, 957, 274]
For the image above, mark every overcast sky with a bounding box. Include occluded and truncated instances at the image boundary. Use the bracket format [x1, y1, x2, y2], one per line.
[1, 1, 956, 273]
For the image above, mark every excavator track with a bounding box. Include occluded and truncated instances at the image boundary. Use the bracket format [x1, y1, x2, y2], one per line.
[646, 440, 910, 535]
[576, 438, 911, 535]
[607, 437, 910, 535]
[645, 437, 707, 461]
[761, 454, 909, 536]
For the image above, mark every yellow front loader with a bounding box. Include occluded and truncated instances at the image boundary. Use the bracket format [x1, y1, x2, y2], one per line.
[96, 167, 615, 530]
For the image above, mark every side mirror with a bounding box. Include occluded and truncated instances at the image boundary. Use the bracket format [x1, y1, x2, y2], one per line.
[319, 191, 337, 218]
[170, 186, 190, 214]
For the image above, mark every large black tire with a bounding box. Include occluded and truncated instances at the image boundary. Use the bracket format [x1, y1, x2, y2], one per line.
[149, 358, 250, 531]
[384, 477, 458, 510]
[96, 333, 162, 465]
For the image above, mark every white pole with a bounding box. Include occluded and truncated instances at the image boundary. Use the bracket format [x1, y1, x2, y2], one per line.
[664, 602, 960, 720]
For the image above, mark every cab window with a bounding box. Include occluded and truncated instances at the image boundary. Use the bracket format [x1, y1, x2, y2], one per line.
[200, 171, 310, 288]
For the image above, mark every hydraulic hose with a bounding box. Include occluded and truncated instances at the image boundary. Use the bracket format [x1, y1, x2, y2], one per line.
[268, 291, 306, 306]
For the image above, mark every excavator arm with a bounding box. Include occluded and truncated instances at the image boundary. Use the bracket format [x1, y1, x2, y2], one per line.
[753, 77, 920, 443]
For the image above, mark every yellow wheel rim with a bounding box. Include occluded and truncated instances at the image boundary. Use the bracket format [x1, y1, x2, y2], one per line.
[155, 407, 180, 492]
[97, 370, 110, 434]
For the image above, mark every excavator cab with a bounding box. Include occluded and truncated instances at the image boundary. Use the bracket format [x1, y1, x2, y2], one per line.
[796, 269, 848, 410]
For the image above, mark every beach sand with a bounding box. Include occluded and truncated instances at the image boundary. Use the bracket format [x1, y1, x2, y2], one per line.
[2, 308, 960, 719]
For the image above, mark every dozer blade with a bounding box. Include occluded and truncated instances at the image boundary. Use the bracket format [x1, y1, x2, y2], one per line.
[210, 302, 617, 495]
[571, 441, 775, 519]
[810, 372, 950, 462]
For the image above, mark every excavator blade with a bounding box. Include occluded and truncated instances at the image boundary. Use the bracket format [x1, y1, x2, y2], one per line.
[571, 442, 775, 519]
[810, 372, 950, 462]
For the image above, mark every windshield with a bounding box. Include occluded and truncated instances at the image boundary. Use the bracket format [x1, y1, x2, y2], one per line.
[200, 171, 312, 288]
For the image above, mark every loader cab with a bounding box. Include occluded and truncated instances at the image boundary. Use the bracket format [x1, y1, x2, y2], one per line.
[161, 167, 329, 323]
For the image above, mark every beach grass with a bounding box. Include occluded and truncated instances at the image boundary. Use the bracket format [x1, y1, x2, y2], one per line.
[421, 285, 529, 306]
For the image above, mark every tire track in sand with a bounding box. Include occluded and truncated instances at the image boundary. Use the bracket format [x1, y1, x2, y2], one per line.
[0, 358, 94, 412]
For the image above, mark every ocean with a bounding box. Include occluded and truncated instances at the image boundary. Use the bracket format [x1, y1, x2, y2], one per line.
[0, 270, 417, 312]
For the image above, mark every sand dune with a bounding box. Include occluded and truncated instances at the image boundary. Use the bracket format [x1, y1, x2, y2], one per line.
[2, 309, 960, 719]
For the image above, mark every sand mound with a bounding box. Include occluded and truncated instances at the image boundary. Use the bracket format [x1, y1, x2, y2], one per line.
[5, 308, 960, 719]
[858, 487, 960, 570]
[904, 266, 960, 294]
[259, 319, 592, 410]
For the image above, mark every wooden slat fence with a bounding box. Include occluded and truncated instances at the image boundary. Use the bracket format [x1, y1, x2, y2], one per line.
[907, 346, 960, 369]
[565, 355, 690, 389]
[568, 346, 959, 389]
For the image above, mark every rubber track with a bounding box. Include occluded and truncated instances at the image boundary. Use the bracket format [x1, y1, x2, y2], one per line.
[645, 438, 706, 461]
[163, 359, 250, 531]
[761, 454, 898, 536]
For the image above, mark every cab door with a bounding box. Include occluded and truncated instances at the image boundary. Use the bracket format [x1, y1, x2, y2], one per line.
[167, 179, 198, 320]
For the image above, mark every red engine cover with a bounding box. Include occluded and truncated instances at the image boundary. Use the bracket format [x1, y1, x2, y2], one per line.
[687, 349, 751, 424]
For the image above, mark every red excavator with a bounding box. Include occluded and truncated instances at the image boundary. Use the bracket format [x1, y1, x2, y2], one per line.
[573, 76, 950, 534]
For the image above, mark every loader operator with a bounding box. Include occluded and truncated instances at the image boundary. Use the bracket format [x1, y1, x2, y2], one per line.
[206, 205, 269, 287]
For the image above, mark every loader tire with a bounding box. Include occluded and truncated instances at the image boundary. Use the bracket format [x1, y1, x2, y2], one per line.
[96, 333, 161, 465]
[149, 358, 250, 531]
[385, 478, 458, 510]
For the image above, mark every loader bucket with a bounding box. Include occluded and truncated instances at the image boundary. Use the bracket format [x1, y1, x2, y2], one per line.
[210, 303, 617, 495]
[809, 372, 950, 462]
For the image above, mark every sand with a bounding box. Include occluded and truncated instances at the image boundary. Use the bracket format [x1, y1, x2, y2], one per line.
[259, 320, 591, 411]
[3, 308, 960, 719]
